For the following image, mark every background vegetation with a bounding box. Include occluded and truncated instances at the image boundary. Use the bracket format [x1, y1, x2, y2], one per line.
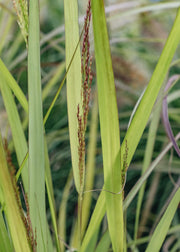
[0, 0, 180, 251]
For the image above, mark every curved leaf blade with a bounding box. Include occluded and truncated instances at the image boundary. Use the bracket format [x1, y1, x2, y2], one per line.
[146, 188, 180, 252]
[121, 8, 180, 169]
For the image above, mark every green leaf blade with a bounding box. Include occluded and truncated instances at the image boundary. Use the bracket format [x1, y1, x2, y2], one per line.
[28, 0, 47, 250]
[146, 188, 180, 252]
[0, 210, 14, 252]
[0, 77, 29, 193]
[121, 8, 180, 169]
[81, 7, 180, 252]
[92, 0, 124, 251]
[64, 0, 82, 193]
[0, 132, 31, 252]
[0, 58, 28, 113]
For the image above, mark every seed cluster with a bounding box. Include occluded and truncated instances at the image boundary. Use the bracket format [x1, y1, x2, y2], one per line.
[3, 139, 36, 251]
[12, 0, 28, 46]
[77, 0, 93, 191]
[122, 140, 129, 187]
[81, 0, 93, 129]
[3, 139, 15, 175]
[21, 187, 37, 251]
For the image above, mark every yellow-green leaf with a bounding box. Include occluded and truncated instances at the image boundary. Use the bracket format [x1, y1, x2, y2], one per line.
[0, 132, 31, 252]
[91, 0, 124, 251]
[146, 188, 180, 252]
[28, 0, 47, 249]
[64, 0, 82, 193]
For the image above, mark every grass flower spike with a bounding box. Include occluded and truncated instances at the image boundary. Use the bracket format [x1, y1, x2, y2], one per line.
[77, 0, 93, 193]
[12, 0, 28, 46]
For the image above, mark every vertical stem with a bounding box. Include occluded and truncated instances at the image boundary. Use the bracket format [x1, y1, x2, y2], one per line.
[78, 193, 83, 248]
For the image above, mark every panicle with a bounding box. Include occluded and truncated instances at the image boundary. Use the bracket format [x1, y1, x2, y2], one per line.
[12, 0, 28, 46]
[77, 0, 93, 192]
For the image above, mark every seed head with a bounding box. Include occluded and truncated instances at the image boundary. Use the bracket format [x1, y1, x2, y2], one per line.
[77, 0, 92, 192]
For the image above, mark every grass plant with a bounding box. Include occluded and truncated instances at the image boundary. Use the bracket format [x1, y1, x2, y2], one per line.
[0, 0, 180, 252]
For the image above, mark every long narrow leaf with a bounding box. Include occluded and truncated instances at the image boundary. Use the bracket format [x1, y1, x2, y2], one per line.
[81, 133, 180, 251]
[58, 171, 73, 252]
[134, 86, 164, 240]
[0, 58, 28, 113]
[0, 132, 31, 252]
[123, 133, 180, 211]
[0, 210, 14, 252]
[95, 231, 111, 252]
[0, 77, 29, 193]
[64, 0, 82, 193]
[80, 192, 106, 252]
[92, 0, 123, 251]
[121, 8, 180, 169]
[44, 139, 60, 252]
[81, 8, 180, 251]
[146, 188, 180, 252]
[28, 0, 47, 249]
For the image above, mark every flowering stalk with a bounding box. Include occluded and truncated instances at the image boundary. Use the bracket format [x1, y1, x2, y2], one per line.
[76, 1, 92, 245]
[0, 133, 32, 251]
[12, 0, 28, 46]
[3, 139, 36, 251]
[77, 0, 93, 194]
